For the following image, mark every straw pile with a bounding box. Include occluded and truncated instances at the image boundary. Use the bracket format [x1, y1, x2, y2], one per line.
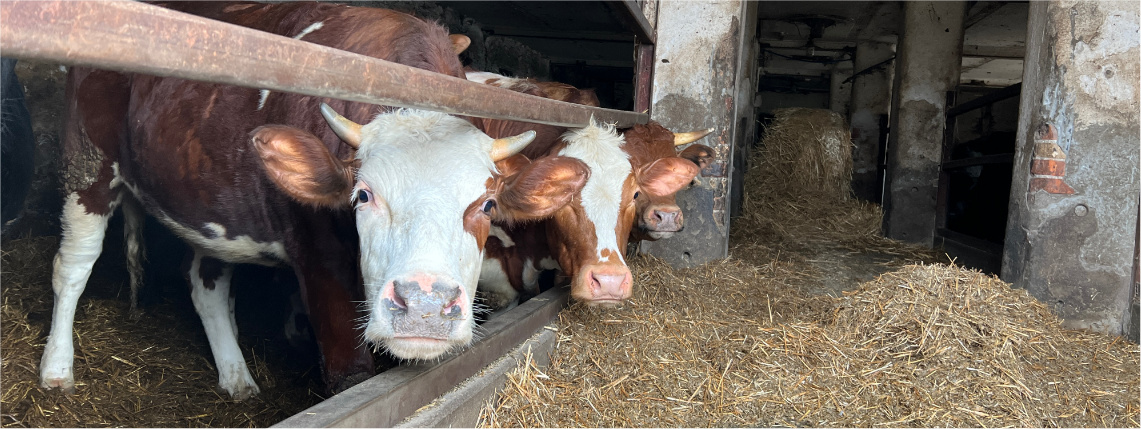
[754, 108, 854, 204]
[478, 109, 1139, 427]
[1, 236, 323, 427]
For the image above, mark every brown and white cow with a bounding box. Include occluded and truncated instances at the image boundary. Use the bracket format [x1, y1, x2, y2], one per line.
[466, 72, 714, 308]
[40, 2, 588, 400]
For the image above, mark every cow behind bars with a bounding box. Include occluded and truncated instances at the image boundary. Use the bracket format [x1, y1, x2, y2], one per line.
[39, 2, 589, 399]
[465, 72, 715, 309]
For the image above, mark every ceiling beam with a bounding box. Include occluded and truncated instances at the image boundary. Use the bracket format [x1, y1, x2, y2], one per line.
[962, 44, 1026, 59]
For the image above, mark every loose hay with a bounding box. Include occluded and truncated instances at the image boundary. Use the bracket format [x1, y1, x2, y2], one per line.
[1, 236, 323, 427]
[479, 109, 1139, 427]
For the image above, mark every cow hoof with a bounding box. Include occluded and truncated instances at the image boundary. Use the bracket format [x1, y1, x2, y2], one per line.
[221, 382, 260, 401]
[40, 375, 77, 394]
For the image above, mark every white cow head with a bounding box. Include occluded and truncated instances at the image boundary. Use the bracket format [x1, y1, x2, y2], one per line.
[251, 106, 589, 359]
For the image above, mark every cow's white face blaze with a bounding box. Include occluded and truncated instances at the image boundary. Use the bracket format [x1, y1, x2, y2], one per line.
[350, 110, 499, 359]
[253, 106, 589, 361]
[552, 119, 636, 305]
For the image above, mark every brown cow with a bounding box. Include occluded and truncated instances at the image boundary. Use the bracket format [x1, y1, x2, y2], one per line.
[40, 2, 588, 400]
[466, 72, 714, 309]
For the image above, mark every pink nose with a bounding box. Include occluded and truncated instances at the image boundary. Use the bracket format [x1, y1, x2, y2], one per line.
[645, 207, 683, 231]
[587, 269, 633, 303]
[380, 274, 467, 338]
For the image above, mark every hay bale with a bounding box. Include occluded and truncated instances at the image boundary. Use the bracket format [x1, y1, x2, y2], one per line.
[755, 108, 853, 203]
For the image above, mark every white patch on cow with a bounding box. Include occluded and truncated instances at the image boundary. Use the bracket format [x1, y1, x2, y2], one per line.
[257, 90, 271, 111]
[478, 258, 517, 310]
[151, 214, 288, 266]
[292, 21, 324, 40]
[40, 193, 114, 392]
[187, 251, 260, 400]
[465, 71, 538, 93]
[256, 22, 325, 112]
[110, 162, 142, 197]
[539, 257, 560, 270]
[558, 117, 631, 264]
[489, 225, 515, 247]
[353, 110, 498, 359]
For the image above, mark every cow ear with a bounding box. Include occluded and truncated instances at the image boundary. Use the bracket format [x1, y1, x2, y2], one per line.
[251, 125, 355, 208]
[678, 144, 715, 171]
[494, 156, 589, 222]
[494, 153, 532, 178]
[449, 34, 471, 54]
[638, 157, 700, 196]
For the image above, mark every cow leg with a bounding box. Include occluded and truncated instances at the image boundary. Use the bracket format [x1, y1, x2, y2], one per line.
[121, 197, 146, 319]
[40, 193, 117, 392]
[292, 256, 374, 394]
[187, 250, 259, 400]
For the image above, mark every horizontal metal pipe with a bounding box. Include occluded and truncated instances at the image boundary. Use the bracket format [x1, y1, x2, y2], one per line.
[0, 1, 648, 128]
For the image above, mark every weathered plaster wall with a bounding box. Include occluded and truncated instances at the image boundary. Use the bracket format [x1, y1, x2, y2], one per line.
[848, 41, 895, 203]
[1002, 1, 1139, 336]
[641, 0, 756, 267]
[882, 1, 967, 245]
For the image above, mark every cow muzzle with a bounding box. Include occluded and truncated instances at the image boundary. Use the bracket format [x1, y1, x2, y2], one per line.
[368, 273, 471, 359]
[572, 264, 633, 306]
[641, 205, 684, 239]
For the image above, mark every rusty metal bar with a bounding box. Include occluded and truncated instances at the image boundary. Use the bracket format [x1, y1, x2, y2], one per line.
[0, 1, 648, 128]
[634, 43, 655, 114]
[273, 286, 570, 428]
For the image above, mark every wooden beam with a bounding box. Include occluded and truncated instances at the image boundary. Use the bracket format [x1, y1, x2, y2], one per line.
[0, 1, 648, 128]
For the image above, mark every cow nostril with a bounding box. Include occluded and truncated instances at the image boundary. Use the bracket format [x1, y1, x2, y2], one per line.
[442, 297, 464, 318]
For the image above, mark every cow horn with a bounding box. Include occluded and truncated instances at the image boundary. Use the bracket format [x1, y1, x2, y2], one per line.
[489, 130, 537, 162]
[674, 128, 714, 146]
[319, 103, 362, 149]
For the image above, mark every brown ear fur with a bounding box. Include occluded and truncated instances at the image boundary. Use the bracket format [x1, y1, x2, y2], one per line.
[449, 34, 471, 54]
[678, 144, 715, 171]
[638, 157, 701, 196]
[251, 125, 355, 208]
[494, 156, 589, 222]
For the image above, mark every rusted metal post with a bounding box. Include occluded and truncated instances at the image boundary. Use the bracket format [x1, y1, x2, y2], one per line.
[0, 1, 647, 128]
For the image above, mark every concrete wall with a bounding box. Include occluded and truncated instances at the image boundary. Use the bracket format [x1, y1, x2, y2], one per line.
[641, 0, 757, 267]
[882, 1, 967, 245]
[1002, 1, 1140, 336]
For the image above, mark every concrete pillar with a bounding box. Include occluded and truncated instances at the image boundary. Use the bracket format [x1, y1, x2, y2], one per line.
[1001, 1, 1139, 336]
[848, 41, 896, 203]
[882, 1, 967, 245]
[641, 0, 757, 268]
[829, 64, 853, 116]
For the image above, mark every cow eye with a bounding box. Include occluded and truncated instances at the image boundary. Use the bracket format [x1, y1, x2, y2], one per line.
[481, 199, 496, 214]
[633, 191, 641, 200]
[356, 188, 371, 204]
